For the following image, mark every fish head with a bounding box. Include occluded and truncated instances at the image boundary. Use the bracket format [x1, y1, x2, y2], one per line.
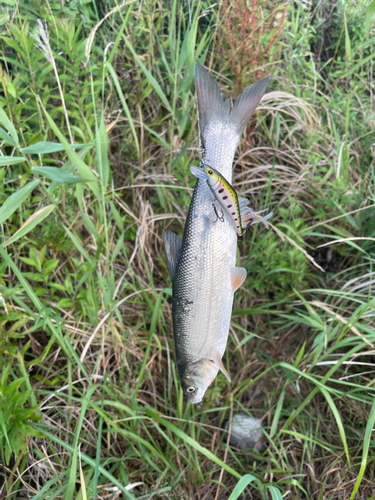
[179, 358, 219, 404]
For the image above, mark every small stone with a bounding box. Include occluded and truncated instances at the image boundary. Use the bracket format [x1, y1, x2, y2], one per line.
[227, 412, 266, 452]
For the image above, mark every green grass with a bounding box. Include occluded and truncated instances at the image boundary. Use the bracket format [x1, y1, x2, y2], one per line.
[0, 0, 375, 498]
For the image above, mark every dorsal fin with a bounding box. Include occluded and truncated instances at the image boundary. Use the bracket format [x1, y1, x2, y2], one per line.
[230, 267, 247, 292]
[163, 230, 182, 282]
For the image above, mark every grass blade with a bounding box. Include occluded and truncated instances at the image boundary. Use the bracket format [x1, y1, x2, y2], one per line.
[34, 426, 135, 500]
[267, 485, 283, 500]
[41, 106, 100, 199]
[64, 385, 97, 500]
[135, 291, 165, 396]
[350, 397, 375, 499]
[0, 245, 89, 379]
[21, 142, 90, 154]
[228, 474, 257, 499]
[31, 472, 67, 500]
[270, 384, 286, 437]
[63, 225, 92, 263]
[0, 179, 39, 225]
[3, 205, 56, 247]
[0, 127, 17, 146]
[320, 387, 351, 467]
[107, 61, 139, 156]
[0, 156, 26, 166]
[122, 35, 172, 113]
[146, 407, 241, 479]
[32, 166, 88, 183]
[338, 51, 375, 80]
[92, 384, 105, 500]
[48, 146, 92, 193]
[78, 453, 87, 500]
[0, 107, 19, 146]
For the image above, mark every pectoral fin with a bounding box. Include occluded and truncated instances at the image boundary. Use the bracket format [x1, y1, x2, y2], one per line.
[230, 267, 247, 292]
[212, 349, 231, 382]
[163, 230, 182, 282]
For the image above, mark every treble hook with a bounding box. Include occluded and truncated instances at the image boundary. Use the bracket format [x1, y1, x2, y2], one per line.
[212, 203, 224, 223]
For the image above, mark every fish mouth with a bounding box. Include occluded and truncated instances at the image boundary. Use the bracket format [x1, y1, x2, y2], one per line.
[189, 394, 203, 404]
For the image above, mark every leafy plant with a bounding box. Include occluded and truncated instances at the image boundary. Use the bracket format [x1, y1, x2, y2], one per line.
[0, 363, 41, 465]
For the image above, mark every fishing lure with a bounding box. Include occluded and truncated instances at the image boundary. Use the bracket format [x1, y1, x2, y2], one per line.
[190, 163, 272, 236]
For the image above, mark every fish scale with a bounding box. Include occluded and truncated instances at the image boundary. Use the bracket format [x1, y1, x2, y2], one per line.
[163, 63, 270, 403]
[203, 121, 239, 181]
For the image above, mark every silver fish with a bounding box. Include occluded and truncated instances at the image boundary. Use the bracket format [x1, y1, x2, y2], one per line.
[163, 63, 270, 403]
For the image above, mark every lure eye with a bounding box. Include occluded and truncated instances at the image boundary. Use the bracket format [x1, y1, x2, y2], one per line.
[207, 170, 213, 175]
[186, 386, 196, 393]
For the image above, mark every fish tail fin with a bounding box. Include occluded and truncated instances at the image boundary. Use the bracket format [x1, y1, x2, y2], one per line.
[229, 76, 270, 138]
[195, 63, 270, 174]
[195, 62, 231, 146]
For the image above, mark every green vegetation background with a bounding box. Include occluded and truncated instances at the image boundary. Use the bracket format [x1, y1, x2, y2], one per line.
[0, 0, 375, 498]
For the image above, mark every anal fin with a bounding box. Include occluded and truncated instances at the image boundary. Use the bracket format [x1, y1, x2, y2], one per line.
[163, 230, 182, 282]
[212, 349, 231, 382]
[230, 267, 247, 292]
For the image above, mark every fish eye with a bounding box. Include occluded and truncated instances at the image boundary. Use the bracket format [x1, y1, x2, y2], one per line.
[186, 386, 196, 393]
[207, 170, 213, 175]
